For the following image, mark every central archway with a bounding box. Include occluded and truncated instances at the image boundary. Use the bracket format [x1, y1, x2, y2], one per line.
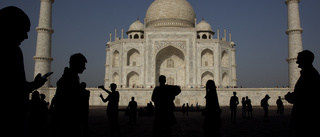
[155, 46, 185, 86]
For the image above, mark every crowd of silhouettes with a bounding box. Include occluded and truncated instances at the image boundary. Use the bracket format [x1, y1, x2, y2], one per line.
[3, 5, 320, 137]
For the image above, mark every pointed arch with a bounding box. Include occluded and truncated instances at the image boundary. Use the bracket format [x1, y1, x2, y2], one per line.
[127, 71, 140, 88]
[221, 50, 229, 67]
[201, 49, 213, 66]
[222, 72, 229, 88]
[202, 34, 207, 39]
[112, 72, 120, 85]
[155, 46, 185, 87]
[134, 34, 139, 39]
[112, 50, 120, 67]
[201, 71, 214, 86]
[127, 48, 140, 66]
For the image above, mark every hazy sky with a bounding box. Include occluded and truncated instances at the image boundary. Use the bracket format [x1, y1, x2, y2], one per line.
[1, 0, 319, 88]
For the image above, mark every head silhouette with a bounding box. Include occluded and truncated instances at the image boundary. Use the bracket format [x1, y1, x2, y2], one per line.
[31, 91, 40, 101]
[206, 80, 216, 90]
[233, 92, 237, 96]
[80, 82, 87, 89]
[265, 94, 270, 99]
[0, 6, 30, 47]
[40, 93, 46, 100]
[159, 75, 166, 86]
[296, 50, 314, 69]
[69, 53, 87, 74]
[131, 97, 135, 101]
[110, 83, 117, 92]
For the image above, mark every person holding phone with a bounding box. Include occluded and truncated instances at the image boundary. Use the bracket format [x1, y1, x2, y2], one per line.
[0, 6, 47, 136]
[99, 84, 120, 137]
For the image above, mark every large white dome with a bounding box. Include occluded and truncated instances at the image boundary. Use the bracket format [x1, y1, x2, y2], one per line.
[145, 0, 196, 28]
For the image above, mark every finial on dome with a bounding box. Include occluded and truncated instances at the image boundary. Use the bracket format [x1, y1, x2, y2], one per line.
[202, 16, 204, 20]
[137, 16, 139, 20]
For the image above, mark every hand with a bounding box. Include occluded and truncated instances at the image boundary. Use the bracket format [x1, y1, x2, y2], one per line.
[34, 73, 47, 88]
[98, 85, 105, 89]
[284, 92, 291, 101]
[99, 93, 103, 98]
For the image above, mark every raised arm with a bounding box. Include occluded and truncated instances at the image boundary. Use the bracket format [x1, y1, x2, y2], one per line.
[100, 94, 108, 103]
[98, 85, 111, 94]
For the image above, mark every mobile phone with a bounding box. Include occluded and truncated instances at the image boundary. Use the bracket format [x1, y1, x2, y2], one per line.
[42, 72, 53, 78]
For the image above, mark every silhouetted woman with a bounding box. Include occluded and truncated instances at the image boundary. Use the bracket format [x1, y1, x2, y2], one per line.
[204, 80, 222, 137]
[28, 91, 47, 136]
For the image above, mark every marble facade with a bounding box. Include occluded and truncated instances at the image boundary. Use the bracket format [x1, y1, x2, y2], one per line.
[104, 0, 237, 89]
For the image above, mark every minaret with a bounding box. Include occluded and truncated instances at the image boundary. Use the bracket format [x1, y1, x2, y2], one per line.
[230, 33, 237, 87]
[34, 0, 54, 88]
[285, 0, 303, 88]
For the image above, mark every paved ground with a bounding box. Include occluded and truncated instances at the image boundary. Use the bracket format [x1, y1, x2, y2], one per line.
[42, 106, 293, 137]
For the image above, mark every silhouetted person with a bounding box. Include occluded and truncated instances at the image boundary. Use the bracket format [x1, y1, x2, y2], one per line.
[276, 96, 284, 116]
[204, 80, 222, 137]
[80, 82, 90, 137]
[229, 92, 239, 123]
[53, 53, 87, 136]
[241, 97, 247, 118]
[147, 101, 154, 116]
[40, 93, 49, 128]
[152, 75, 181, 137]
[186, 103, 189, 116]
[99, 84, 120, 137]
[261, 94, 270, 122]
[246, 96, 253, 118]
[191, 104, 194, 112]
[0, 6, 47, 136]
[285, 50, 320, 136]
[128, 97, 138, 125]
[182, 103, 186, 116]
[196, 102, 199, 112]
[28, 91, 47, 137]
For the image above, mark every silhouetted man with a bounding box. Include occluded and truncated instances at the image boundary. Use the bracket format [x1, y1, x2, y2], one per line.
[246, 96, 253, 118]
[0, 6, 47, 136]
[54, 53, 87, 136]
[261, 94, 270, 122]
[99, 84, 120, 137]
[276, 96, 284, 115]
[285, 50, 320, 136]
[128, 97, 138, 125]
[152, 75, 181, 137]
[80, 82, 90, 137]
[229, 92, 239, 123]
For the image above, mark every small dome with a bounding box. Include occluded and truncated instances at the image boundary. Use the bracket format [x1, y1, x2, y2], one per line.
[196, 20, 213, 32]
[128, 20, 144, 33]
[230, 41, 236, 46]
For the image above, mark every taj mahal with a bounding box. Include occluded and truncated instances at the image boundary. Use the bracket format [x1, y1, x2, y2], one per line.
[35, 0, 303, 107]
[104, 0, 236, 89]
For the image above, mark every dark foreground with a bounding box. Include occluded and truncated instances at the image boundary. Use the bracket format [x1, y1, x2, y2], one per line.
[42, 106, 293, 137]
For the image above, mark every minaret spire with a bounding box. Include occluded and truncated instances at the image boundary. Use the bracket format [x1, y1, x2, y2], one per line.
[285, 0, 303, 88]
[34, 0, 54, 88]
